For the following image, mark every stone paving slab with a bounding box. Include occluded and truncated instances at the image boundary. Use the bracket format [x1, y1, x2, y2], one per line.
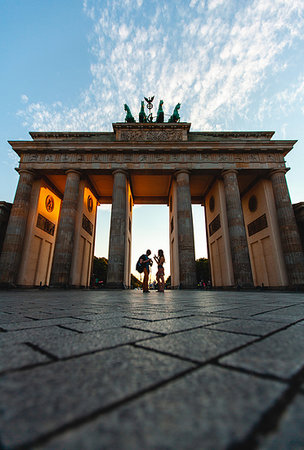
[0, 289, 304, 449]
[0, 346, 193, 448]
[0, 317, 87, 331]
[205, 318, 287, 336]
[36, 328, 159, 359]
[0, 343, 50, 372]
[136, 327, 257, 363]
[259, 393, 304, 450]
[125, 316, 231, 334]
[221, 322, 304, 379]
[34, 365, 286, 450]
[0, 325, 78, 347]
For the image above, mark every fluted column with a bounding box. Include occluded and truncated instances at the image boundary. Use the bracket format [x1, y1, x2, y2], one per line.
[50, 170, 81, 287]
[222, 169, 253, 287]
[107, 170, 128, 288]
[0, 169, 34, 285]
[270, 169, 304, 285]
[175, 170, 196, 288]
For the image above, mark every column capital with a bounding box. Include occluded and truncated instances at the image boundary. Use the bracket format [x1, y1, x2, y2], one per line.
[221, 169, 238, 177]
[112, 169, 128, 177]
[65, 169, 82, 177]
[174, 169, 191, 177]
[269, 168, 288, 178]
[16, 168, 35, 177]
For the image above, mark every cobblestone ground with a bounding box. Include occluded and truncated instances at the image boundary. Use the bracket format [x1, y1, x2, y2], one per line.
[0, 289, 304, 449]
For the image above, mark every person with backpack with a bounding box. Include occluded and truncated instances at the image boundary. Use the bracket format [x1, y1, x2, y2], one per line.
[138, 250, 152, 293]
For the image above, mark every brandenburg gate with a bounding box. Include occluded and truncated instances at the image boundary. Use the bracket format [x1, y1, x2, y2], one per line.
[1, 103, 304, 289]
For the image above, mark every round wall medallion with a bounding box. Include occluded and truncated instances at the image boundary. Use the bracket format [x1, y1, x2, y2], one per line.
[249, 195, 257, 212]
[209, 196, 215, 212]
[45, 195, 54, 212]
[87, 195, 93, 213]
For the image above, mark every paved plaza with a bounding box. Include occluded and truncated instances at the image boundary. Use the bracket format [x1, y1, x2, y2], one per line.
[0, 289, 304, 449]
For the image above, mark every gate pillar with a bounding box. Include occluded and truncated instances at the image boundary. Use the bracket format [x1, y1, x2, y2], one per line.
[107, 170, 132, 288]
[270, 169, 304, 285]
[0, 169, 35, 285]
[50, 170, 81, 287]
[222, 169, 253, 287]
[175, 170, 196, 289]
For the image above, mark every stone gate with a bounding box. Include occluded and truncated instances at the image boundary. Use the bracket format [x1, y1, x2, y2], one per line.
[1, 122, 304, 289]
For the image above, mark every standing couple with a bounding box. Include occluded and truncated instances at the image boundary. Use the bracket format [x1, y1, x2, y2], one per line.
[140, 249, 165, 293]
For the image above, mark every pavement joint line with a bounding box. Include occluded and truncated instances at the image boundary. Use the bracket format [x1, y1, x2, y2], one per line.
[25, 342, 58, 361]
[0, 360, 56, 377]
[68, 316, 92, 321]
[56, 324, 84, 334]
[251, 302, 304, 317]
[122, 325, 165, 336]
[203, 327, 261, 337]
[213, 361, 289, 384]
[123, 319, 235, 337]
[226, 363, 304, 450]
[133, 317, 304, 366]
[122, 314, 195, 322]
[0, 337, 164, 372]
[10, 364, 202, 450]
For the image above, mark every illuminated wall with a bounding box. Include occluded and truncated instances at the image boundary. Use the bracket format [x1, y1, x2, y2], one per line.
[18, 181, 61, 286]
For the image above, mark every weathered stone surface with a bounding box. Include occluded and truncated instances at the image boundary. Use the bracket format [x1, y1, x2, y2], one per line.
[0, 170, 34, 284]
[34, 327, 159, 358]
[50, 170, 81, 287]
[1, 290, 304, 449]
[205, 318, 287, 336]
[270, 169, 304, 285]
[221, 323, 304, 378]
[137, 327, 256, 362]
[126, 316, 230, 334]
[107, 170, 128, 288]
[175, 170, 196, 288]
[1, 316, 86, 331]
[36, 365, 285, 450]
[259, 394, 304, 450]
[222, 169, 253, 287]
[0, 346, 193, 448]
[0, 343, 50, 372]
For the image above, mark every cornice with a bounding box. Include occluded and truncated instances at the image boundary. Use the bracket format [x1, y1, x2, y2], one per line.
[9, 140, 297, 156]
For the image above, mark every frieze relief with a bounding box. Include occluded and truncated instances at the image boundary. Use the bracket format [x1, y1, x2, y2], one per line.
[119, 130, 184, 142]
[22, 151, 283, 166]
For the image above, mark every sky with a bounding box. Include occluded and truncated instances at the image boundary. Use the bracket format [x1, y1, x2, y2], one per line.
[1, 0, 304, 280]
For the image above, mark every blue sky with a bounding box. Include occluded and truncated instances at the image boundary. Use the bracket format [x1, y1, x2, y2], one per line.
[1, 0, 304, 279]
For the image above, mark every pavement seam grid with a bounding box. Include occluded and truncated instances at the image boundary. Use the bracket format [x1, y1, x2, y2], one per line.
[226, 363, 304, 450]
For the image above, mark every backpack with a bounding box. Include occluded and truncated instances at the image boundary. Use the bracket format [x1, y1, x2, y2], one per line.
[136, 255, 145, 273]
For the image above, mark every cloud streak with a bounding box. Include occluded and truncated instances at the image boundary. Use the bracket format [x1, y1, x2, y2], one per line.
[18, 0, 304, 132]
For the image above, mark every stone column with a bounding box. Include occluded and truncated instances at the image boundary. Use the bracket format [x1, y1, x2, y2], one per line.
[0, 169, 35, 285]
[175, 170, 196, 288]
[107, 170, 128, 288]
[222, 169, 253, 287]
[270, 169, 304, 286]
[50, 170, 81, 287]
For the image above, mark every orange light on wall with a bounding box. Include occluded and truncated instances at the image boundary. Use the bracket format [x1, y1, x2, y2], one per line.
[37, 187, 61, 223]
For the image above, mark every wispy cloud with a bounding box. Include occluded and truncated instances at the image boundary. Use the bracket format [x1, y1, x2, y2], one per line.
[21, 94, 29, 104]
[18, 0, 304, 131]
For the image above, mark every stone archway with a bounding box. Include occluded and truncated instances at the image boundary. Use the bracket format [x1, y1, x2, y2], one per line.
[1, 123, 304, 288]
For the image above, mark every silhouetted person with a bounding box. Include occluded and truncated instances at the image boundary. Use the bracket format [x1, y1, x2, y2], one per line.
[154, 249, 165, 292]
[140, 250, 152, 293]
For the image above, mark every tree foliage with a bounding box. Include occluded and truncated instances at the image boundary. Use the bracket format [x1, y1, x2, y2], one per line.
[92, 256, 108, 282]
[195, 258, 210, 283]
